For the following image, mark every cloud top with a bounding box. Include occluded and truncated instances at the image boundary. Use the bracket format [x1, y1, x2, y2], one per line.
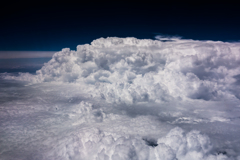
[5, 37, 240, 104]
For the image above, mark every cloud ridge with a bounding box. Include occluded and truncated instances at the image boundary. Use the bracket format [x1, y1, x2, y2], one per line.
[4, 37, 240, 104]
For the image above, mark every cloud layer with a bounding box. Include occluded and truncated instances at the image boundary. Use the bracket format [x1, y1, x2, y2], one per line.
[0, 51, 56, 59]
[1, 37, 240, 160]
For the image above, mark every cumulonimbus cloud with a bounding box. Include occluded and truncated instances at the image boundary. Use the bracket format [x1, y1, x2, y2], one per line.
[7, 37, 240, 104]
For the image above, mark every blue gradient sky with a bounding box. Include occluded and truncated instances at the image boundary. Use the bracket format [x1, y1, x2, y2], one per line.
[1, 3, 239, 52]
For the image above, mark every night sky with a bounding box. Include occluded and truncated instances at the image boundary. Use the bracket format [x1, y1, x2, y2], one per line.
[1, 2, 240, 51]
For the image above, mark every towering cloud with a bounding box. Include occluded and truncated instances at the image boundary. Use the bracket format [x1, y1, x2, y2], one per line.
[9, 37, 240, 104]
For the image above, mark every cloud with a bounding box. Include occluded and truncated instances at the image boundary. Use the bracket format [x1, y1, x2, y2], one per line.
[6, 37, 240, 104]
[154, 34, 183, 41]
[1, 37, 240, 159]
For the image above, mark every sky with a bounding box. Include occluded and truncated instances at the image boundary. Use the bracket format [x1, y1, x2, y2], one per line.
[0, 3, 240, 52]
[1, 3, 239, 72]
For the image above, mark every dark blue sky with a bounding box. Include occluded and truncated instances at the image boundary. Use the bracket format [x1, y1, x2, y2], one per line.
[1, 2, 240, 51]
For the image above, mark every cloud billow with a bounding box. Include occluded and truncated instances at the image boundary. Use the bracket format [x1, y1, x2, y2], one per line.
[11, 37, 240, 104]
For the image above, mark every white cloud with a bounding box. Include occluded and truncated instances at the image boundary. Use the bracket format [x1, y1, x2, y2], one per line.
[7, 37, 240, 104]
[155, 34, 183, 41]
[1, 37, 240, 159]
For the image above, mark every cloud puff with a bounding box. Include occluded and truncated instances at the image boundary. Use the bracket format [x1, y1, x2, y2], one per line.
[36, 126, 231, 160]
[7, 37, 240, 104]
[155, 34, 182, 41]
